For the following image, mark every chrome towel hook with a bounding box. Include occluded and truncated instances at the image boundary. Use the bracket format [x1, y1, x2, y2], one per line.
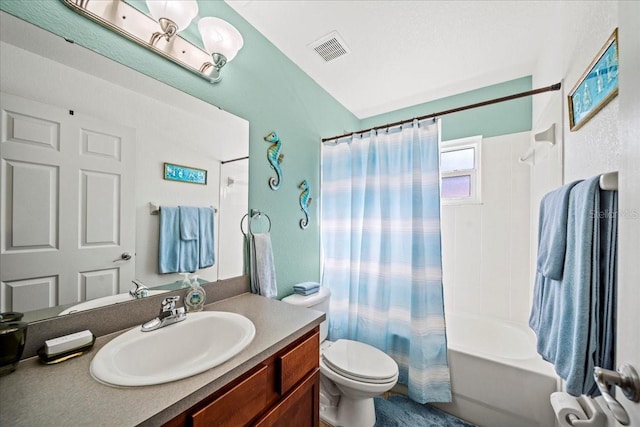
[593, 364, 640, 426]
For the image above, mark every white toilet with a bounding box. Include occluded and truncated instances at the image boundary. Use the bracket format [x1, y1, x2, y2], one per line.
[282, 287, 399, 427]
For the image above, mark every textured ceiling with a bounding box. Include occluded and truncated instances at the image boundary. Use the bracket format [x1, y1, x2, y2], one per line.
[226, 0, 564, 119]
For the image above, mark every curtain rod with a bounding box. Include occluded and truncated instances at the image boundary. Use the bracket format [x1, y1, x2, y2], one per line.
[321, 82, 562, 143]
[221, 156, 249, 164]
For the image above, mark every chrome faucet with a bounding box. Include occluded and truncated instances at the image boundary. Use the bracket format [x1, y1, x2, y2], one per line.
[141, 296, 186, 332]
[129, 280, 149, 299]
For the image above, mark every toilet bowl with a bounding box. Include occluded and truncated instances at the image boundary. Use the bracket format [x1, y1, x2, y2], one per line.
[282, 287, 398, 427]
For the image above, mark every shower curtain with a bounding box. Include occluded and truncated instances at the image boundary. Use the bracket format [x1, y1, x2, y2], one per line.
[321, 119, 451, 403]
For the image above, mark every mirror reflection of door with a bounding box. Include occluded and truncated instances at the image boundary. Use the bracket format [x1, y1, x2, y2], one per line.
[0, 93, 136, 312]
[0, 13, 249, 320]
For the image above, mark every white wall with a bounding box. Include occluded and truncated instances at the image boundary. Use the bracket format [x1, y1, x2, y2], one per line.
[441, 131, 531, 325]
[532, 1, 619, 182]
[0, 39, 248, 292]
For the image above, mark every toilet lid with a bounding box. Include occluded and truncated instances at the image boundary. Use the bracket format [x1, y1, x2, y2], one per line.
[322, 339, 398, 383]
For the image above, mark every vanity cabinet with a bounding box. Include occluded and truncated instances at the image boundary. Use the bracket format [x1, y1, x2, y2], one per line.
[165, 327, 320, 427]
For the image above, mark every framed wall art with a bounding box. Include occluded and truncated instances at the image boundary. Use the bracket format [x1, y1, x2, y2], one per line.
[163, 162, 207, 185]
[568, 28, 618, 132]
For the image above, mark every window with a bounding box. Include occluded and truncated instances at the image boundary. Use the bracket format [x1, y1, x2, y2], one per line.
[440, 135, 481, 204]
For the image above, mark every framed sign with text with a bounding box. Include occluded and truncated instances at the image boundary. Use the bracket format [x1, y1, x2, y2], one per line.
[568, 29, 618, 131]
[163, 162, 207, 185]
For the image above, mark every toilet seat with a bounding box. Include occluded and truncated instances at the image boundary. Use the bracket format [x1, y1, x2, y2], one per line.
[321, 339, 398, 384]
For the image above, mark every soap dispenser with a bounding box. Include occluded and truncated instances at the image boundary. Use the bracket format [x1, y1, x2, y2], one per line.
[180, 273, 191, 289]
[185, 275, 206, 312]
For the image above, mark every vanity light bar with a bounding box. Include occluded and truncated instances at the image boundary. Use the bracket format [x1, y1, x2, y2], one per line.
[60, 0, 218, 83]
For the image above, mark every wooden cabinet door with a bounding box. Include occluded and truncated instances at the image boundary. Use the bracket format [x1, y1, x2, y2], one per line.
[254, 370, 319, 427]
[191, 365, 269, 427]
[278, 331, 319, 395]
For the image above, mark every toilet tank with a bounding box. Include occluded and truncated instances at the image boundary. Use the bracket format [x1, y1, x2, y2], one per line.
[281, 287, 330, 342]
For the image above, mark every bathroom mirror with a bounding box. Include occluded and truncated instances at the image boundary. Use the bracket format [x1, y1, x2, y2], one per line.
[0, 12, 249, 322]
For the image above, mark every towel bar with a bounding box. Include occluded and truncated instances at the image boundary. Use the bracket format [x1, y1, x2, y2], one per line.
[149, 202, 217, 215]
[599, 171, 618, 190]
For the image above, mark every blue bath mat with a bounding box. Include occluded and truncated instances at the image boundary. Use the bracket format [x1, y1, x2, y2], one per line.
[374, 395, 476, 427]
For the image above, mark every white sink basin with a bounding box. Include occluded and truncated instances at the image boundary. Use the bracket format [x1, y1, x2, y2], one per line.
[59, 290, 168, 315]
[90, 311, 255, 387]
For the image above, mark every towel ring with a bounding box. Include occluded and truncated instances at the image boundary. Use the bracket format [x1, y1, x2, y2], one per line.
[240, 213, 250, 237]
[240, 210, 272, 236]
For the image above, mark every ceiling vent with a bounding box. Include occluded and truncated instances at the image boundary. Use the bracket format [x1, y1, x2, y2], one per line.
[309, 31, 350, 62]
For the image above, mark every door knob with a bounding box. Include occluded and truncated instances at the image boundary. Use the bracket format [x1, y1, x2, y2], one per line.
[114, 252, 133, 262]
[593, 363, 640, 426]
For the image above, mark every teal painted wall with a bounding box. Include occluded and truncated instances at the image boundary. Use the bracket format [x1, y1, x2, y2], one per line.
[0, 0, 359, 299]
[1, 2, 532, 299]
[360, 76, 532, 141]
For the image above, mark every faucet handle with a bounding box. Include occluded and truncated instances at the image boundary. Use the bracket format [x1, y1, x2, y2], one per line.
[129, 280, 149, 298]
[161, 296, 180, 312]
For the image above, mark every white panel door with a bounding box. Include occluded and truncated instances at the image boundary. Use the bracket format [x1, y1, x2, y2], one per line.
[0, 93, 136, 312]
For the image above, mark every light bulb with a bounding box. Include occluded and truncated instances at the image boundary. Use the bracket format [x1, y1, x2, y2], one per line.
[146, 0, 199, 33]
[198, 17, 244, 63]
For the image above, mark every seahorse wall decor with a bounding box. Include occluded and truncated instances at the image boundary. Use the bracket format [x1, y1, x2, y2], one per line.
[298, 180, 312, 229]
[264, 131, 284, 190]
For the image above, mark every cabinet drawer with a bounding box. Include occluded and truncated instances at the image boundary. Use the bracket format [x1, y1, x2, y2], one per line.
[192, 364, 268, 427]
[278, 331, 319, 395]
[255, 370, 320, 427]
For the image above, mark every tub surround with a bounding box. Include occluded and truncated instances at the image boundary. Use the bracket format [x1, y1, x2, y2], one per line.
[0, 292, 324, 426]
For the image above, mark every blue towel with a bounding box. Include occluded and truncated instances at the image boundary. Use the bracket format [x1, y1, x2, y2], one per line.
[250, 233, 277, 298]
[536, 181, 581, 280]
[159, 207, 180, 273]
[179, 206, 199, 240]
[198, 207, 215, 269]
[529, 176, 617, 396]
[592, 189, 617, 393]
[179, 206, 199, 272]
[294, 282, 320, 296]
[293, 282, 320, 292]
[159, 206, 213, 274]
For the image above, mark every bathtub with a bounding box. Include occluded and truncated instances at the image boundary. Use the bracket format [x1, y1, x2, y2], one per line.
[432, 313, 559, 427]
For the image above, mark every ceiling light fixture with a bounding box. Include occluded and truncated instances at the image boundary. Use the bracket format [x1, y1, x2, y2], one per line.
[146, 0, 199, 44]
[198, 17, 244, 81]
[61, 0, 243, 83]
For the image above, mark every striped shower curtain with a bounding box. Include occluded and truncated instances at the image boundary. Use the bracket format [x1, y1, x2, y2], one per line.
[321, 119, 451, 403]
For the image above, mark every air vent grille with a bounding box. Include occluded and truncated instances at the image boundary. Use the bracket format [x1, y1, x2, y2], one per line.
[309, 31, 350, 62]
